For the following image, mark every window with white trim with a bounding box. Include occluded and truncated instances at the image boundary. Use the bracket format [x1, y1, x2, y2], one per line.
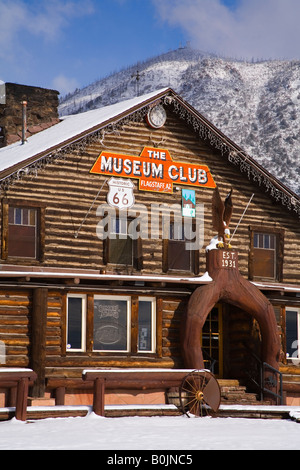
[286, 307, 300, 362]
[66, 294, 86, 352]
[65, 294, 157, 355]
[138, 297, 156, 353]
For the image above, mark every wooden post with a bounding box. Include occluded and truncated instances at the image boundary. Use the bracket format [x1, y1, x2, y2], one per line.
[93, 378, 105, 416]
[8, 386, 17, 407]
[15, 378, 29, 421]
[55, 386, 66, 406]
[31, 288, 48, 397]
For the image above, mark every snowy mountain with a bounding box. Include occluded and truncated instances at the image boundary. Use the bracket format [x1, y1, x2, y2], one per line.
[59, 47, 300, 196]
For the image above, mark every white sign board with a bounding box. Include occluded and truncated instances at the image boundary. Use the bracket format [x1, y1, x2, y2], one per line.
[107, 178, 135, 210]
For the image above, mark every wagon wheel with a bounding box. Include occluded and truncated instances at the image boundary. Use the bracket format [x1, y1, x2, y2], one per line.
[179, 370, 221, 417]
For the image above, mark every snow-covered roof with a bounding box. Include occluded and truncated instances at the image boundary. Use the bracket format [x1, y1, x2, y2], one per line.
[0, 88, 169, 179]
[0, 85, 299, 217]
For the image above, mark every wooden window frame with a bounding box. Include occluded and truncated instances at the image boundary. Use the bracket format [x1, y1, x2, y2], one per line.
[285, 307, 300, 364]
[137, 296, 156, 353]
[162, 219, 199, 275]
[2, 199, 45, 263]
[66, 294, 87, 352]
[103, 214, 143, 270]
[93, 294, 131, 353]
[64, 293, 162, 357]
[248, 226, 284, 282]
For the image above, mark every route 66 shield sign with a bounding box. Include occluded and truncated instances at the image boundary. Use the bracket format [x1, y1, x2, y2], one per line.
[107, 178, 135, 209]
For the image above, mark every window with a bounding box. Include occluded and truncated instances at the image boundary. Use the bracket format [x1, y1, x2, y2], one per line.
[201, 305, 223, 376]
[8, 206, 38, 258]
[65, 294, 157, 355]
[66, 295, 86, 351]
[163, 221, 198, 273]
[2, 201, 44, 262]
[138, 297, 156, 353]
[286, 308, 300, 362]
[249, 227, 284, 281]
[253, 233, 276, 279]
[93, 295, 131, 352]
[103, 215, 142, 269]
[108, 217, 133, 266]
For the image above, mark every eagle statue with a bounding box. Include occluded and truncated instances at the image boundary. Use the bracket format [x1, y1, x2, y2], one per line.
[207, 186, 233, 251]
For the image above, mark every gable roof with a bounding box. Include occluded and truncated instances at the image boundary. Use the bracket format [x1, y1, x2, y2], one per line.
[0, 87, 299, 217]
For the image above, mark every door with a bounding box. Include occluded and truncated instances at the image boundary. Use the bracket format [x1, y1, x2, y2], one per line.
[200, 304, 223, 377]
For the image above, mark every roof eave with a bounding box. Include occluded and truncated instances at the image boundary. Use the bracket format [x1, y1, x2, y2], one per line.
[0, 87, 173, 182]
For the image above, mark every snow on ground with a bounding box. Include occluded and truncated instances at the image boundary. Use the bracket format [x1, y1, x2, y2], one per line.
[0, 410, 299, 450]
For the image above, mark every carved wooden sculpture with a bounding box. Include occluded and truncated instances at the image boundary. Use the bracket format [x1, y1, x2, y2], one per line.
[210, 186, 233, 249]
[181, 188, 281, 400]
[182, 250, 280, 371]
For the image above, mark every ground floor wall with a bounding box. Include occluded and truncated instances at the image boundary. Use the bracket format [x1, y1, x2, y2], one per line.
[0, 284, 299, 406]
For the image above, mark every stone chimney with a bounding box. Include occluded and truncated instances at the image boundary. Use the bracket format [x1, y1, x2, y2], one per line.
[0, 82, 60, 148]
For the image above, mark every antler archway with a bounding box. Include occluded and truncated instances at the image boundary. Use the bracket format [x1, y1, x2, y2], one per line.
[181, 250, 280, 371]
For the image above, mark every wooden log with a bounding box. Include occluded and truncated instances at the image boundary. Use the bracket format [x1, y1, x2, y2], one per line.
[47, 378, 93, 389]
[83, 369, 193, 384]
[31, 288, 48, 397]
[83, 369, 196, 416]
[15, 377, 29, 421]
[282, 383, 300, 393]
[55, 386, 66, 406]
[93, 377, 105, 416]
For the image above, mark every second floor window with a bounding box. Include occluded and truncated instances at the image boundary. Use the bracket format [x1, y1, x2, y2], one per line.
[8, 206, 38, 259]
[249, 227, 284, 281]
[8, 207, 38, 258]
[2, 201, 45, 262]
[253, 232, 276, 279]
[103, 215, 143, 270]
[108, 217, 133, 266]
[163, 221, 199, 274]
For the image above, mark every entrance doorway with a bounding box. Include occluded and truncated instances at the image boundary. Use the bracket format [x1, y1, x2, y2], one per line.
[200, 304, 223, 377]
[200, 303, 263, 383]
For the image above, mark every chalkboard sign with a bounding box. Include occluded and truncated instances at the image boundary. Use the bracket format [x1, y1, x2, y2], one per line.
[93, 297, 129, 351]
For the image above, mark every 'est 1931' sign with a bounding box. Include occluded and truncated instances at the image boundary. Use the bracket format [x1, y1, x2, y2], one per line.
[90, 146, 216, 194]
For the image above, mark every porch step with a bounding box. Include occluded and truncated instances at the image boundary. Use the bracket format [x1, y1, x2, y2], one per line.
[218, 379, 262, 405]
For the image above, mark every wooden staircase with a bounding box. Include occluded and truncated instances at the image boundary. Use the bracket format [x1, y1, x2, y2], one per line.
[218, 379, 263, 405]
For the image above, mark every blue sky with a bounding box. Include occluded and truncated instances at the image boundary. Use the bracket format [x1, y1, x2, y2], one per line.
[1, 0, 300, 96]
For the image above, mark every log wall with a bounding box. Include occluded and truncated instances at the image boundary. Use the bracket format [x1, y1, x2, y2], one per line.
[0, 108, 299, 382]
[0, 110, 299, 284]
[0, 289, 31, 367]
[44, 291, 187, 376]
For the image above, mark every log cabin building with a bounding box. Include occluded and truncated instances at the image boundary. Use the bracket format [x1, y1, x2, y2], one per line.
[0, 84, 299, 410]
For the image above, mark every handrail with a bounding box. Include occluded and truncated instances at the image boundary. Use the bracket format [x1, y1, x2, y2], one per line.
[261, 362, 283, 405]
[243, 342, 283, 405]
[202, 349, 217, 374]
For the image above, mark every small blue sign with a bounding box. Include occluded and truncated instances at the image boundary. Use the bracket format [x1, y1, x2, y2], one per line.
[182, 189, 196, 217]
